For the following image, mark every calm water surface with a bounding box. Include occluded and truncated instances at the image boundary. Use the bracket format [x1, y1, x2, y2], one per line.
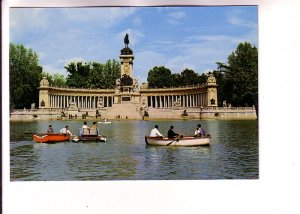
[10, 120, 258, 180]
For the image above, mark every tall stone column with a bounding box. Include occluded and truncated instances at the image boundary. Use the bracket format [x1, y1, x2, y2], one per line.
[206, 73, 218, 107]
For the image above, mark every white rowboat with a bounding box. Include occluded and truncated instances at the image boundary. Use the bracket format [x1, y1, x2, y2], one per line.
[98, 121, 111, 124]
[145, 135, 211, 146]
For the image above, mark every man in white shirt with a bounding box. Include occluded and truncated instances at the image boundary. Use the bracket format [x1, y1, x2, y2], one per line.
[60, 125, 73, 136]
[150, 125, 164, 137]
[81, 121, 90, 135]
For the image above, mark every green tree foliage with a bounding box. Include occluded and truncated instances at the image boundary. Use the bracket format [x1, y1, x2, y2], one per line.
[147, 66, 173, 88]
[147, 67, 207, 88]
[65, 60, 120, 89]
[214, 42, 258, 107]
[180, 69, 200, 86]
[10, 43, 43, 109]
[43, 72, 66, 87]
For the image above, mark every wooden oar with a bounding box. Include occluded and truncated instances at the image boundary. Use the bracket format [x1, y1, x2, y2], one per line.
[166, 136, 180, 146]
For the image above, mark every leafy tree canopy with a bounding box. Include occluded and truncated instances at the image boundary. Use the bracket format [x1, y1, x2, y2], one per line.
[65, 59, 120, 89]
[147, 67, 207, 88]
[147, 66, 172, 88]
[43, 72, 66, 87]
[10, 43, 43, 109]
[213, 42, 258, 107]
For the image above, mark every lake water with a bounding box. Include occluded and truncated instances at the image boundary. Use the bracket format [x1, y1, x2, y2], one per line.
[10, 119, 258, 180]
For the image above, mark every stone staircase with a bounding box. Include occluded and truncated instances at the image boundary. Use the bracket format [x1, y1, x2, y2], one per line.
[104, 103, 143, 119]
[147, 108, 182, 119]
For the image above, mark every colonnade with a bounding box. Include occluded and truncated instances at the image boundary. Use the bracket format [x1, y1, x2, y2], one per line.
[49, 94, 113, 109]
[147, 93, 207, 108]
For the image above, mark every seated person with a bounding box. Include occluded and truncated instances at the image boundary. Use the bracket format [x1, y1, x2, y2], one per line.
[90, 122, 98, 135]
[47, 125, 54, 133]
[150, 125, 163, 137]
[167, 126, 179, 139]
[60, 125, 73, 136]
[195, 124, 206, 137]
[82, 121, 90, 135]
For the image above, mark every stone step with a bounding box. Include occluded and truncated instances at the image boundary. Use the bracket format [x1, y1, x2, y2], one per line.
[104, 103, 143, 119]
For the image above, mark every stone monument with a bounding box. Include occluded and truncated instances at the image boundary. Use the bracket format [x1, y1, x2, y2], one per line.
[114, 33, 140, 104]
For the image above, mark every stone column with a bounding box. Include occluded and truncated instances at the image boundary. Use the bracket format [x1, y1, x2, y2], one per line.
[193, 95, 195, 107]
[165, 96, 168, 108]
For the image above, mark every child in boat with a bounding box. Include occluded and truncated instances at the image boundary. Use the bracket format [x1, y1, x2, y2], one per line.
[60, 125, 73, 136]
[195, 124, 206, 137]
[47, 125, 54, 133]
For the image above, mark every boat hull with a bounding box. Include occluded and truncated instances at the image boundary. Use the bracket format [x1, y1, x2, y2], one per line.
[98, 122, 111, 124]
[33, 133, 70, 143]
[72, 135, 107, 142]
[145, 136, 210, 146]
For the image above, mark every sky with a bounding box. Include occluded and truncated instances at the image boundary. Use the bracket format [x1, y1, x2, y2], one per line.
[9, 6, 257, 83]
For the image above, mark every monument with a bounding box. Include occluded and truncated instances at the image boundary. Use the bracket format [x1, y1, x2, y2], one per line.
[113, 33, 140, 105]
[34, 33, 224, 120]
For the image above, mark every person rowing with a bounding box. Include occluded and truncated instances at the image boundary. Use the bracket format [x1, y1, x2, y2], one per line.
[60, 125, 73, 136]
[167, 125, 180, 139]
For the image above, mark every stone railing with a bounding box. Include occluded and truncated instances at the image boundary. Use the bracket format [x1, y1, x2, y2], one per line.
[40, 85, 115, 93]
[10, 108, 61, 114]
[201, 106, 256, 111]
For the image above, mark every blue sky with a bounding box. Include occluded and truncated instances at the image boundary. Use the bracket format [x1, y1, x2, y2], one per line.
[10, 6, 257, 82]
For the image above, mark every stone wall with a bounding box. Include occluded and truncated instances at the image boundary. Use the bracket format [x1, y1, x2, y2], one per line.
[9, 107, 257, 121]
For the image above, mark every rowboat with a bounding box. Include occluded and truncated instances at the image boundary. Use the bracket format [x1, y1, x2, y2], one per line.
[72, 135, 107, 142]
[33, 133, 71, 143]
[145, 135, 211, 146]
[98, 121, 111, 124]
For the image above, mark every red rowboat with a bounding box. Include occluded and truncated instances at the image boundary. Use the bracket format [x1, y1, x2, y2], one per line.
[33, 133, 71, 143]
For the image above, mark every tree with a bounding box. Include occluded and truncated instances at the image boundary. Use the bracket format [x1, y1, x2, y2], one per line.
[43, 72, 66, 87]
[9, 43, 43, 109]
[180, 69, 200, 86]
[65, 62, 91, 88]
[65, 60, 120, 89]
[214, 42, 258, 107]
[147, 66, 207, 88]
[147, 66, 172, 88]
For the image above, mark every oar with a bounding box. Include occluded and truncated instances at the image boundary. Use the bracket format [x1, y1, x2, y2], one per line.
[166, 136, 180, 146]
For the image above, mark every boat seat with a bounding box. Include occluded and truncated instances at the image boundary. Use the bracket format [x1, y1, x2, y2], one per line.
[90, 128, 98, 135]
[82, 128, 90, 135]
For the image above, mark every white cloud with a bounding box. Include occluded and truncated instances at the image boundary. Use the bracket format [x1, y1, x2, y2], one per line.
[132, 17, 142, 26]
[134, 50, 166, 80]
[61, 7, 137, 27]
[226, 9, 257, 29]
[116, 29, 144, 47]
[9, 8, 48, 39]
[42, 64, 66, 76]
[168, 11, 186, 20]
[167, 11, 186, 25]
